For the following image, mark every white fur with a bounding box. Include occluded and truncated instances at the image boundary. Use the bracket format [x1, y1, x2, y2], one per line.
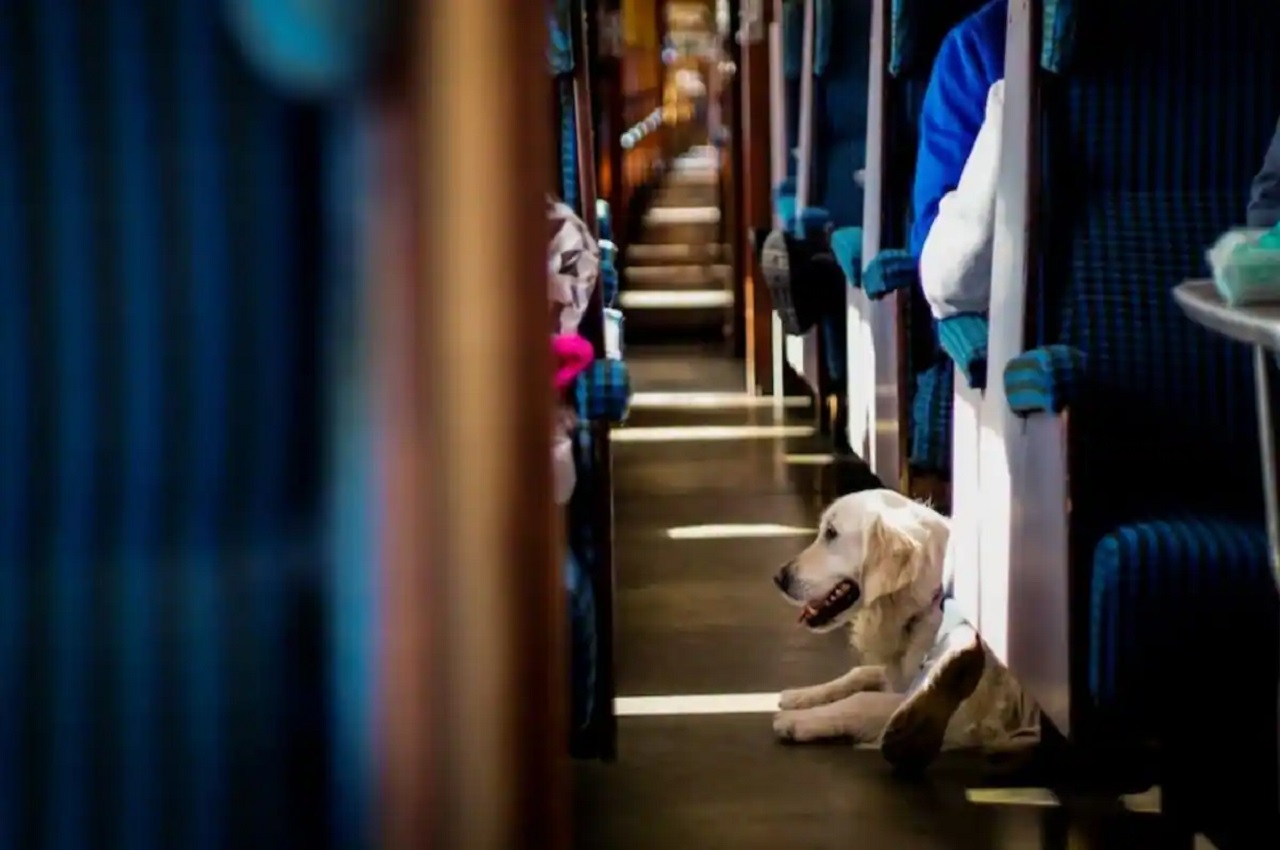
[773, 489, 1040, 750]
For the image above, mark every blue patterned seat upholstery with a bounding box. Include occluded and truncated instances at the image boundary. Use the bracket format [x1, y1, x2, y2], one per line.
[1089, 517, 1274, 722]
[579, 359, 632, 424]
[0, 1, 354, 846]
[910, 362, 953, 471]
[1023, 0, 1280, 724]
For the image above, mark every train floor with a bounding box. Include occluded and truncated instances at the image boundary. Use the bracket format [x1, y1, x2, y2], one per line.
[572, 345, 1199, 849]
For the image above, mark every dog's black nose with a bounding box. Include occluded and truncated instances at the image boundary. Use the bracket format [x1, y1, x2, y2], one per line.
[774, 563, 794, 593]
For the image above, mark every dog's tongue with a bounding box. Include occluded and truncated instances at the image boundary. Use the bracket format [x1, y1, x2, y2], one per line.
[798, 604, 817, 624]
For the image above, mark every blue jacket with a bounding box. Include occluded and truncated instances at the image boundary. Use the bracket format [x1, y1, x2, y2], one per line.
[1248, 117, 1280, 228]
[909, 0, 1007, 258]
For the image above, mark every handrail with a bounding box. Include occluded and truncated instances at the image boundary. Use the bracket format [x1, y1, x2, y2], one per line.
[620, 107, 664, 149]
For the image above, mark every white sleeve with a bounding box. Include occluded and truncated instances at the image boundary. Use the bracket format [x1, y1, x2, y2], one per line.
[919, 79, 1004, 320]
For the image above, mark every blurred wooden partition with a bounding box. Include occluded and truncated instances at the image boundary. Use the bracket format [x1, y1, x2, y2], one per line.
[376, 0, 565, 848]
[597, 1, 626, 236]
[738, 0, 775, 393]
[622, 0, 661, 71]
[722, 3, 746, 357]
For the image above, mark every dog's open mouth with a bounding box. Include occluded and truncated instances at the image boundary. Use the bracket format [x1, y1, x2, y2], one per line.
[798, 579, 859, 628]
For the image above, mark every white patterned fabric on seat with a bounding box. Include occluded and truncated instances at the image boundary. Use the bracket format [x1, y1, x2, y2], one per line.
[547, 195, 599, 334]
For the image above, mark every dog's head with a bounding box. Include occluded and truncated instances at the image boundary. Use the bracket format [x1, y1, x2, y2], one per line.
[773, 489, 946, 633]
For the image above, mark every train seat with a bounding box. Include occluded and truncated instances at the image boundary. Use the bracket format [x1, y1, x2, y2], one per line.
[999, 0, 1280, 735]
[0, 0, 348, 842]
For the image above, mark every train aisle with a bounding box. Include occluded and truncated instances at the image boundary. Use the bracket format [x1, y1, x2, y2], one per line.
[573, 348, 1185, 849]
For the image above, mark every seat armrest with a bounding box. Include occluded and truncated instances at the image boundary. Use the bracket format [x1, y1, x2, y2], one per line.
[774, 193, 797, 233]
[1003, 345, 1087, 416]
[937, 313, 989, 390]
[830, 227, 862, 286]
[796, 207, 831, 239]
[862, 249, 918, 299]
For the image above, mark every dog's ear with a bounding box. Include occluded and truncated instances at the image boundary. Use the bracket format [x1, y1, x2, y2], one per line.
[861, 513, 923, 602]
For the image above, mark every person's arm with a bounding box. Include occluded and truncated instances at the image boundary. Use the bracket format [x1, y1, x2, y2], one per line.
[908, 26, 996, 258]
[1247, 117, 1280, 228]
[919, 81, 1004, 320]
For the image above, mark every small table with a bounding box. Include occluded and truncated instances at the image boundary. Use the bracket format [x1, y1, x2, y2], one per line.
[1174, 280, 1280, 585]
[1173, 279, 1280, 816]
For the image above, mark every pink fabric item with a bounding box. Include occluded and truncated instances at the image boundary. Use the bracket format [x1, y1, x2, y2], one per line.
[552, 333, 594, 392]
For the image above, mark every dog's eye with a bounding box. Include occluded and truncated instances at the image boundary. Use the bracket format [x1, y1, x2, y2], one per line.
[822, 526, 838, 542]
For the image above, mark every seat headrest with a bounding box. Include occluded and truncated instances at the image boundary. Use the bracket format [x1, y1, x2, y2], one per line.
[1040, 0, 1079, 73]
[547, 8, 575, 75]
[779, 0, 836, 79]
[889, 0, 994, 78]
[1040, 0, 1271, 74]
[784, 0, 804, 80]
[815, 0, 832, 77]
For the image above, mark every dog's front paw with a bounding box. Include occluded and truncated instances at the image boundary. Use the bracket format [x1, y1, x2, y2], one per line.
[778, 687, 827, 710]
[773, 710, 804, 742]
[773, 710, 833, 743]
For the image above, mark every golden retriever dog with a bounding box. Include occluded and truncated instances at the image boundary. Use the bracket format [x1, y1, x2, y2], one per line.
[772, 489, 1039, 771]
